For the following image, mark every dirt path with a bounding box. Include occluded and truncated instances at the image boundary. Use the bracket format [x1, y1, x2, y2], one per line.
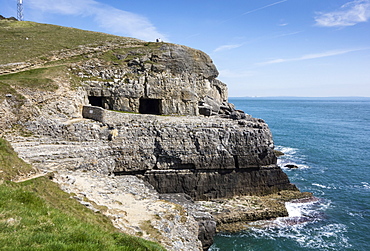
[13, 171, 50, 183]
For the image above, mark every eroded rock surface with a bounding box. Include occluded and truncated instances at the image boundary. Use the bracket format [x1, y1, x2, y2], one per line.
[53, 170, 203, 251]
[10, 107, 298, 201]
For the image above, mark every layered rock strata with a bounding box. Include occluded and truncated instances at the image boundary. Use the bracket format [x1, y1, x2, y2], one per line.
[11, 106, 298, 202]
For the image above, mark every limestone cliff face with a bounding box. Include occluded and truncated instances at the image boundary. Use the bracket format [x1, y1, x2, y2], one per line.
[13, 105, 296, 201]
[2, 42, 297, 200]
[75, 43, 231, 117]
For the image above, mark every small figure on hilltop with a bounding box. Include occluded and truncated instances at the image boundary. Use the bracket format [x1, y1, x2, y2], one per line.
[156, 38, 162, 42]
[0, 15, 18, 21]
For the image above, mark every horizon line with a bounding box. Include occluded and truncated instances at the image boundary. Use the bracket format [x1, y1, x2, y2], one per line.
[229, 96, 370, 98]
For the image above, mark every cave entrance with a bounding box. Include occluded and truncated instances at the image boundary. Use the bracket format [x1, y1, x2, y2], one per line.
[139, 98, 162, 115]
[88, 96, 103, 108]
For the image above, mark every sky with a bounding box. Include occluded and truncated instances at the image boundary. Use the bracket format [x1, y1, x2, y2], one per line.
[1, 0, 370, 97]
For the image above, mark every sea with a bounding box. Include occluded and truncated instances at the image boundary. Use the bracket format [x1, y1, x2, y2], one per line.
[209, 97, 370, 251]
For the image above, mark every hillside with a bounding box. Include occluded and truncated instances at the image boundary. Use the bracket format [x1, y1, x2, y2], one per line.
[0, 19, 158, 132]
[0, 20, 141, 65]
[0, 19, 168, 251]
[0, 19, 206, 251]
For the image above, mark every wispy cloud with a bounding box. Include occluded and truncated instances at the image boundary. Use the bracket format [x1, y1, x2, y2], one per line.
[242, 0, 288, 16]
[214, 44, 243, 53]
[271, 31, 303, 39]
[27, 0, 167, 41]
[219, 69, 255, 78]
[220, 0, 288, 24]
[213, 31, 301, 53]
[315, 0, 370, 27]
[257, 48, 369, 65]
[278, 22, 289, 27]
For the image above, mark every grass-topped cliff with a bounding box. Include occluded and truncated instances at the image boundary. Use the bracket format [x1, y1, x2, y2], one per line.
[0, 19, 167, 250]
[0, 19, 138, 90]
[0, 19, 163, 106]
[0, 18, 160, 128]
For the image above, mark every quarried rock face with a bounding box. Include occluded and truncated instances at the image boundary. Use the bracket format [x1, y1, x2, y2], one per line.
[74, 43, 231, 117]
[81, 106, 297, 200]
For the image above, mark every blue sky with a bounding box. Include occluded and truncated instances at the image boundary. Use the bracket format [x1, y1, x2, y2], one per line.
[1, 0, 370, 97]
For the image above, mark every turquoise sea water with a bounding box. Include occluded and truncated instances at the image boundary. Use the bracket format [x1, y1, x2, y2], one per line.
[210, 97, 370, 251]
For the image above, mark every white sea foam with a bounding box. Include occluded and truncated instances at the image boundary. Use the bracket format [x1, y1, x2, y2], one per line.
[208, 247, 220, 251]
[286, 202, 304, 217]
[312, 183, 327, 189]
[245, 199, 351, 250]
[295, 223, 351, 249]
[276, 145, 311, 169]
[312, 183, 341, 190]
[276, 146, 298, 155]
[361, 182, 370, 189]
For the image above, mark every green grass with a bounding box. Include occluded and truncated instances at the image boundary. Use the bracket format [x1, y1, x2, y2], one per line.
[0, 178, 166, 251]
[0, 81, 24, 103]
[0, 138, 35, 181]
[0, 66, 64, 92]
[0, 138, 166, 250]
[0, 20, 140, 65]
[0, 20, 160, 95]
[0, 66, 65, 104]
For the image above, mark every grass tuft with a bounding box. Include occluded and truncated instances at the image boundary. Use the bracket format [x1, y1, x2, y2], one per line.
[0, 138, 35, 181]
[0, 66, 64, 92]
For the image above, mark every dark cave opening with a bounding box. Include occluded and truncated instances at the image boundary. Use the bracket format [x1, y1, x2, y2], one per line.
[139, 98, 162, 115]
[88, 96, 103, 108]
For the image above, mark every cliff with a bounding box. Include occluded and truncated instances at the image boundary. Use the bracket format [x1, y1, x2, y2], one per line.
[0, 20, 307, 251]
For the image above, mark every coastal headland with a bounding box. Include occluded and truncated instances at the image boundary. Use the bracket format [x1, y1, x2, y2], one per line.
[0, 19, 311, 250]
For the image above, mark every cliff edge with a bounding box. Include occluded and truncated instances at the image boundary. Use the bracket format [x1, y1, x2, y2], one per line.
[0, 20, 309, 251]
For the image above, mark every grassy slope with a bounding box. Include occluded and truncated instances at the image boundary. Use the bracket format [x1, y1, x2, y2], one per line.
[0, 19, 150, 98]
[0, 138, 35, 180]
[0, 20, 139, 65]
[0, 138, 166, 250]
[0, 20, 166, 250]
[0, 19, 124, 96]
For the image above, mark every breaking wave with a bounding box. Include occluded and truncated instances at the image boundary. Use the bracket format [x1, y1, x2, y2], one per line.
[248, 198, 350, 250]
[275, 145, 311, 169]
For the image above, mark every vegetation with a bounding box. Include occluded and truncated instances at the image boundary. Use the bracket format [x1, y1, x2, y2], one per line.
[0, 19, 158, 96]
[0, 66, 63, 92]
[139, 220, 163, 241]
[0, 81, 23, 103]
[0, 138, 166, 250]
[0, 20, 139, 65]
[0, 138, 35, 181]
